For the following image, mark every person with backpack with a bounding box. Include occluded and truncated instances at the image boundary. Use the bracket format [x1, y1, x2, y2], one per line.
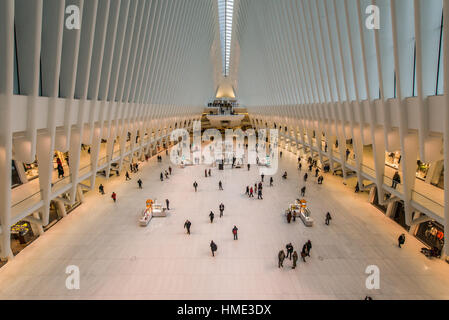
[193, 181, 198, 192]
[184, 220, 191, 234]
[278, 250, 286, 268]
[219, 203, 225, 217]
[137, 179, 143, 189]
[398, 234, 406, 248]
[286, 243, 294, 260]
[209, 211, 215, 223]
[232, 226, 238, 240]
[210, 241, 217, 257]
[325, 212, 332, 225]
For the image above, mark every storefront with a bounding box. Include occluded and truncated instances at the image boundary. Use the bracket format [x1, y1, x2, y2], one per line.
[416, 160, 430, 181]
[23, 158, 39, 181]
[416, 221, 444, 250]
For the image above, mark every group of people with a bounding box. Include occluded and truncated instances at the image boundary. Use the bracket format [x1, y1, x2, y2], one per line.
[129, 162, 139, 173]
[160, 166, 172, 181]
[278, 240, 312, 269]
[245, 181, 264, 199]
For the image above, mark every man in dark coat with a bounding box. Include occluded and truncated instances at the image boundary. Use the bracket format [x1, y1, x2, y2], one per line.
[286, 243, 294, 260]
[209, 211, 215, 223]
[193, 181, 198, 192]
[184, 220, 191, 234]
[210, 241, 217, 257]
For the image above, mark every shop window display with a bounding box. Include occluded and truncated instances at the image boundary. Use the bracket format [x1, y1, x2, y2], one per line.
[416, 221, 444, 250]
[23, 157, 39, 181]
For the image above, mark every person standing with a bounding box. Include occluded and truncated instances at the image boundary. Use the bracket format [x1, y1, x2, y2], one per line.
[184, 220, 191, 234]
[292, 251, 298, 269]
[287, 210, 292, 223]
[99, 184, 105, 195]
[137, 179, 143, 189]
[301, 245, 307, 262]
[219, 203, 225, 217]
[111, 192, 117, 203]
[209, 211, 215, 223]
[261, 173, 265, 182]
[286, 243, 294, 260]
[398, 234, 406, 248]
[325, 212, 332, 225]
[166, 199, 170, 210]
[219, 181, 223, 190]
[210, 241, 217, 257]
[270, 177, 273, 187]
[232, 226, 238, 240]
[301, 186, 306, 197]
[278, 250, 286, 268]
[193, 181, 198, 192]
[392, 171, 401, 189]
[126, 171, 131, 181]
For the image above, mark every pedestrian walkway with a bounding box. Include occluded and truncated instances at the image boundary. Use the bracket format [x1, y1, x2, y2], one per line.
[0, 147, 448, 299]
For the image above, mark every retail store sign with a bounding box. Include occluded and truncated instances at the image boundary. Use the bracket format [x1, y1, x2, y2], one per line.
[65, 265, 80, 290]
[365, 265, 380, 290]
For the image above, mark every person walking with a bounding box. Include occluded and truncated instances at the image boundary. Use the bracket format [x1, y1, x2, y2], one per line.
[209, 211, 215, 223]
[247, 163, 250, 171]
[325, 212, 332, 225]
[292, 251, 298, 269]
[210, 241, 217, 257]
[205, 169, 208, 178]
[111, 192, 117, 203]
[298, 162, 302, 170]
[355, 182, 360, 193]
[306, 240, 312, 256]
[246, 186, 250, 195]
[168, 166, 172, 175]
[193, 181, 198, 192]
[301, 245, 308, 262]
[166, 199, 170, 210]
[219, 203, 225, 217]
[278, 250, 286, 268]
[270, 177, 273, 187]
[99, 184, 105, 195]
[286, 243, 294, 260]
[249, 187, 254, 198]
[184, 220, 191, 234]
[280, 151, 283, 158]
[315, 168, 319, 177]
[160, 172, 164, 181]
[257, 188, 263, 200]
[125, 171, 131, 181]
[301, 186, 306, 197]
[232, 226, 238, 240]
[398, 234, 406, 248]
[261, 173, 265, 182]
[304, 173, 308, 182]
[218, 181, 223, 190]
[137, 179, 143, 189]
[208, 169, 211, 177]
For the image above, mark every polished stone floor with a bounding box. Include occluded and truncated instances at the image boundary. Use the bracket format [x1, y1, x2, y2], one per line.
[1, 147, 448, 300]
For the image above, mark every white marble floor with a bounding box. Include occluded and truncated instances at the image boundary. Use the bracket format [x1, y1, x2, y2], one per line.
[1, 148, 448, 300]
